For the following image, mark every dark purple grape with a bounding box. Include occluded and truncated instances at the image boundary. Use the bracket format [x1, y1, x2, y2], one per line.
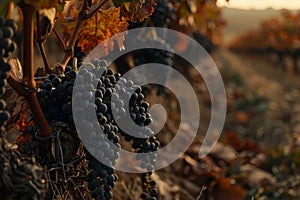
[52, 77, 61, 86]
[2, 26, 13, 38]
[5, 19, 17, 32]
[0, 38, 11, 49]
[65, 65, 72, 72]
[43, 82, 52, 91]
[7, 41, 16, 52]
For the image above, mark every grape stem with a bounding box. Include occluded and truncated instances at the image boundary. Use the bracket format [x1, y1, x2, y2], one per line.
[59, 0, 109, 70]
[35, 11, 51, 73]
[8, 2, 53, 136]
[52, 28, 67, 52]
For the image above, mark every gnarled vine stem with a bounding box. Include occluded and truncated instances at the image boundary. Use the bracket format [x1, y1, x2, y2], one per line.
[8, 2, 53, 136]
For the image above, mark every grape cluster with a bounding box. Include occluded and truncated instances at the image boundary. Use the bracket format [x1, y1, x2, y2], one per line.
[72, 60, 159, 199]
[0, 57, 10, 136]
[31, 67, 80, 168]
[114, 78, 159, 200]
[0, 17, 17, 58]
[0, 18, 46, 199]
[0, 17, 17, 136]
[37, 65, 76, 124]
[72, 60, 121, 200]
[0, 16, 88, 199]
[94, 67, 160, 199]
[36, 58, 159, 199]
[85, 155, 118, 200]
[140, 172, 158, 200]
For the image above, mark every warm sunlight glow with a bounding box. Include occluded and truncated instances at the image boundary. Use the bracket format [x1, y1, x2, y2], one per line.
[217, 0, 300, 10]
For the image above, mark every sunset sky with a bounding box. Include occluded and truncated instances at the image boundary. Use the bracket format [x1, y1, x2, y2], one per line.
[217, 0, 300, 10]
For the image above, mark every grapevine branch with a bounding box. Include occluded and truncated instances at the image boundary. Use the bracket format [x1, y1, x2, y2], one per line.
[35, 11, 51, 72]
[22, 3, 36, 89]
[53, 28, 67, 51]
[8, 2, 53, 136]
[21, 2, 53, 136]
[7, 76, 28, 97]
[85, 0, 110, 19]
[59, 0, 109, 70]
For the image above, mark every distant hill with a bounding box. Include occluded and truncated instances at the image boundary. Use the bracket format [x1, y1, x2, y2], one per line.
[222, 8, 280, 45]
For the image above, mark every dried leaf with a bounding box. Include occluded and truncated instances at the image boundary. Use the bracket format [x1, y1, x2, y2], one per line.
[223, 131, 242, 150]
[39, 7, 56, 25]
[241, 164, 277, 187]
[242, 139, 261, 153]
[152, 173, 181, 200]
[8, 58, 22, 80]
[209, 142, 238, 163]
[210, 177, 247, 200]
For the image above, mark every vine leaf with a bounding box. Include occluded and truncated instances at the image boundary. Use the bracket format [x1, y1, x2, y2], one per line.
[120, 0, 156, 22]
[63, 6, 128, 57]
[38, 7, 56, 43]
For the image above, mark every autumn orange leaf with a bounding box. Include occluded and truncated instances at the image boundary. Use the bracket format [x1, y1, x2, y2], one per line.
[63, 6, 128, 57]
